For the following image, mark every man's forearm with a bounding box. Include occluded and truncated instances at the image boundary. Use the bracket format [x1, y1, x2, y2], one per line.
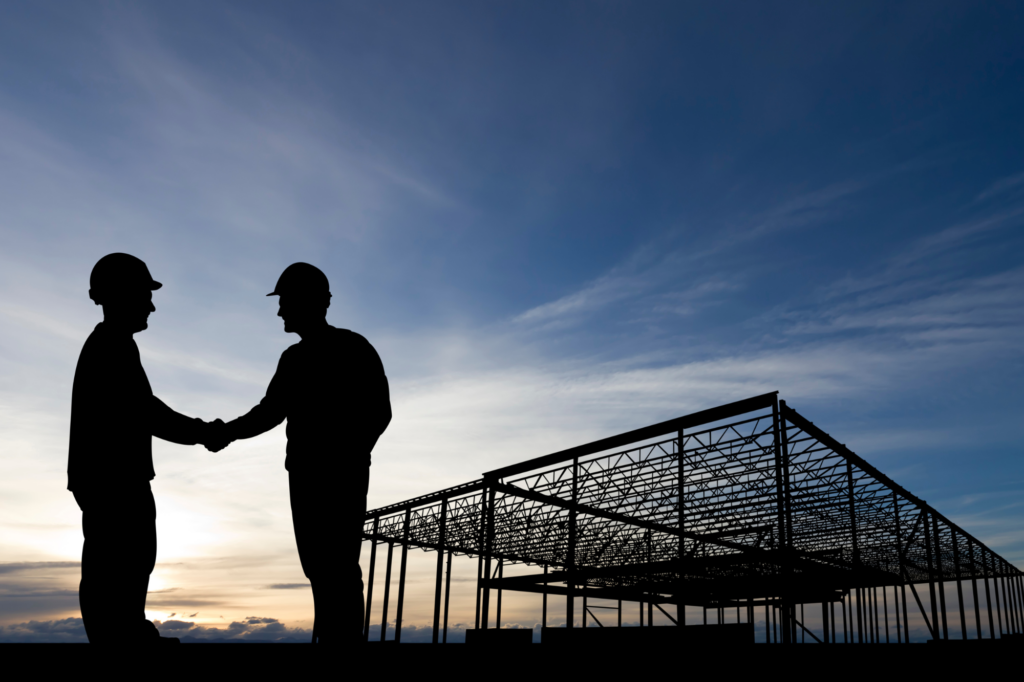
[225, 403, 285, 441]
[151, 397, 207, 445]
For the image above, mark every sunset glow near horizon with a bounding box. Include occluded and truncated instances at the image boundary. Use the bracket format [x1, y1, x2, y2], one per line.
[2, 2, 1024, 642]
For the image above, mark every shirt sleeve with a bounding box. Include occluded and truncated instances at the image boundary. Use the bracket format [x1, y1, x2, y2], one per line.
[226, 351, 290, 439]
[353, 337, 391, 452]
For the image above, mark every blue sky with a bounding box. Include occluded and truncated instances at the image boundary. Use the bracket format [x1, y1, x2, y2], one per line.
[1, 1, 1023, 641]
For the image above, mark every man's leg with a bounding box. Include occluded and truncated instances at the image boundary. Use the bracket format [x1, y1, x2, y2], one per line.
[74, 483, 159, 643]
[290, 468, 368, 644]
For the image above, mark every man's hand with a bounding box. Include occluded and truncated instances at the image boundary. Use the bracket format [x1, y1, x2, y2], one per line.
[203, 419, 233, 453]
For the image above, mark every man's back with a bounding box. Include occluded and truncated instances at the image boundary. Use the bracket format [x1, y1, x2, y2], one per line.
[232, 325, 391, 474]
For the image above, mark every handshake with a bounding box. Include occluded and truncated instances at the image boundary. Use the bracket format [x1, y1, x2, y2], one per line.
[199, 419, 235, 453]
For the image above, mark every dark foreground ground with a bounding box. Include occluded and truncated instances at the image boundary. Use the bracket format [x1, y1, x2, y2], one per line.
[5, 640, 1020, 676]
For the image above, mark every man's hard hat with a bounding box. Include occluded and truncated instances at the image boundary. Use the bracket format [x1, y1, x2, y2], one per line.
[267, 262, 331, 298]
[89, 253, 162, 301]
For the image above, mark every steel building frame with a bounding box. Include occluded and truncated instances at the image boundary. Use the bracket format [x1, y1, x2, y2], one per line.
[361, 392, 1024, 643]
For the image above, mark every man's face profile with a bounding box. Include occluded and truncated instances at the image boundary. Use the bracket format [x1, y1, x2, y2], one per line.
[276, 294, 327, 334]
[102, 289, 155, 333]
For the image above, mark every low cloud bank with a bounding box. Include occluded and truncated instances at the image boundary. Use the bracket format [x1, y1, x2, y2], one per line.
[0, 616, 311, 643]
[0, 617, 87, 642]
[159, 616, 312, 642]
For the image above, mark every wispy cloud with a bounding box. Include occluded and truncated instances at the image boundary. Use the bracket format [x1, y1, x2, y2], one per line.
[976, 172, 1024, 203]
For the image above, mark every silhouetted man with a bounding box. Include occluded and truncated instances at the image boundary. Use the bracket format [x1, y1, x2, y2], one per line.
[209, 263, 391, 645]
[69, 253, 218, 644]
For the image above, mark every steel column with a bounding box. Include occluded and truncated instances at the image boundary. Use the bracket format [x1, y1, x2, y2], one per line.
[924, 515, 940, 641]
[968, 539, 982, 639]
[932, 516, 948, 639]
[952, 534, 967, 639]
[443, 550, 452, 643]
[883, 586, 889, 643]
[567, 458, 578, 629]
[394, 509, 411, 643]
[481, 488, 495, 629]
[901, 584, 910, 643]
[542, 565, 548, 629]
[984, 566, 995, 640]
[496, 558, 503, 628]
[432, 500, 447, 644]
[380, 542, 394, 642]
[774, 398, 791, 643]
[363, 517, 378, 641]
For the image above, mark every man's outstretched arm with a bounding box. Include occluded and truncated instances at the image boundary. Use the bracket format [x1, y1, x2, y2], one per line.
[150, 396, 210, 445]
[208, 354, 290, 451]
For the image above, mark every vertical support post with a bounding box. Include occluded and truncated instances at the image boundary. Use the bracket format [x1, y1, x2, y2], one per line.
[474, 550, 483, 630]
[932, 516, 948, 639]
[868, 588, 874, 643]
[542, 565, 548, 629]
[855, 588, 863, 644]
[1004, 570, 1015, 634]
[993, 554, 1005, 636]
[1015, 574, 1024, 634]
[883, 586, 889, 643]
[380, 542, 394, 642]
[567, 459, 578, 629]
[983, 552, 995, 639]
[764, 604, 769, 643]
[1011, 569, 1019, 630]
[363, 517, 378, 642]
[830, 600, 836, 644]
[1003, 570, 1013, 634]
[924, 514, 939, 641]
[481, 487, 496, 629]
[872, 587, 878, 643]
[649, 602, 654, 627]
[891, 491, 902, 644]
[618, 599, 622, 628]
[952, 534, 967, 640]
[677, 429, 684, 628]
[1008, 571, 1017, 635]
[876, 585, 884, 638]
[443, 550, 452, 643]
[901, 584, 910, 643]
[495, 558, 503, 628]
[432, 500, 447, 644]
[1017, 574, 1024, 634]
[847, 461, 861, 643]
[894, 585, 901, 643]
[773, 398, 791, 643]
[394, 509, 411, 643]
[968, 539, 982, 639]
[475, 487, 485, 630]
[1011, 574, 1019, 634]
[841, 595, 848, 643]
[582, 586, 587, 628]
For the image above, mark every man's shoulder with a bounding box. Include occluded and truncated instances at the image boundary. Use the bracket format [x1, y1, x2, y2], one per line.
[330, 326, 371, 345]
[77, 324, 135, 363]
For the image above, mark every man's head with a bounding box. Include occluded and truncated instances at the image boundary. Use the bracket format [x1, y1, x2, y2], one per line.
[268, 263, 332, 335]
[89, 253, 162, 333]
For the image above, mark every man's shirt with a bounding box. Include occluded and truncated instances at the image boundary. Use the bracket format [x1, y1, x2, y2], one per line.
[68, 322, 204, 491]
[229, 325, 391, 473]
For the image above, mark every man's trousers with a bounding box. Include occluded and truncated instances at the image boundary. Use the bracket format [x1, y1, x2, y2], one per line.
[289, 467, 369, 644]
[73, 482, 159, 643]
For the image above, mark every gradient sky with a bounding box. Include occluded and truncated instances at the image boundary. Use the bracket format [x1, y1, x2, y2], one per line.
[2, 1, 1023, 642]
